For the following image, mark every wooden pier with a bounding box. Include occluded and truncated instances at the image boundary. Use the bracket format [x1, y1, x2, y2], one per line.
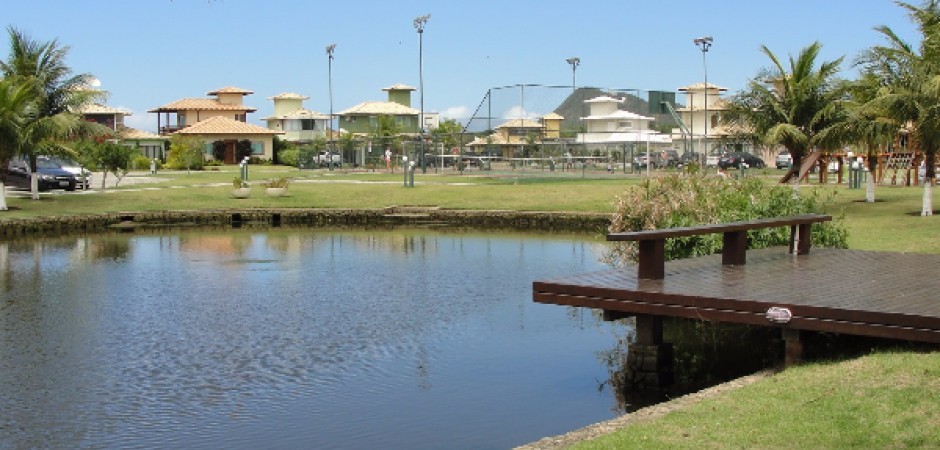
[533, 216, 940, 387]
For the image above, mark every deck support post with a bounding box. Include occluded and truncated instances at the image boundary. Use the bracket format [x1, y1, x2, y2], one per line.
[782, 328, 802, 366]
[624, 315, 673, 390]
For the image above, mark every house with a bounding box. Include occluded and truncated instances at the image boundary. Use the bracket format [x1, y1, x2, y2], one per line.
[577, 95, 670, 148]
[465, 113, 564, 158]
[120, 128, 167, 160]
[149, 86, 257, 134]
[173, 116, 282, 164]
[77, 103, 129, 131]
[262, 92, 330, 143]
[149, 86, 281, 162]
[675, 82, 731, 155]
[338, 84, 420, 135]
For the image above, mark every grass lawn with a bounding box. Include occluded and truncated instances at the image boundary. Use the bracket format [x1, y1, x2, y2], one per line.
[3, 166, 939, 448]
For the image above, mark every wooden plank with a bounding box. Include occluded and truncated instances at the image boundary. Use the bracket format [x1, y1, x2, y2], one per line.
[607, 214, 831, 242]
[533, 248, 940, 344]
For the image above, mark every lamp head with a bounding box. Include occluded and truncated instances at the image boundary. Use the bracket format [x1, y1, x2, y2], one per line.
[566, 57, 580, 67]
[414, 14, 430, 31]
[693, 36, 713, 51]
[325, 44, 336, 56]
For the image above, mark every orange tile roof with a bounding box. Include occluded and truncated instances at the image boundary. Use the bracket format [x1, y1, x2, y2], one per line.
[175, 116, 283, 135]
[338, 101, 419, 116]
[207, 86, 254, 95]
[121, 127, 166, 140]
[148, 98, 257, 113]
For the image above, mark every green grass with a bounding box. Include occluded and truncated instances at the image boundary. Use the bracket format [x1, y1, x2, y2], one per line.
[572, 351, 940, 449]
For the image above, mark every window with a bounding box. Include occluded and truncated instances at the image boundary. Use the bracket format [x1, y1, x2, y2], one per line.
[618, 121, 633, 129]
[711, 115, 719, 128]
[251, 141, 264, 155]
[301, 119, 316, 131]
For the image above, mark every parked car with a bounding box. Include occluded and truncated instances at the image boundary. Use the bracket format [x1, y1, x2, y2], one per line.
[705, 151, 723, 167]
[45, 156, 92, 188]
[662, 149, 680, 167]
[6, 157, 77, 191]
[678, 151, 703, 167]
[633, 153, 667, 169]
[718, 152, 766, 169]
[775, 150, 793, 169]
[316, 151, 342, 167]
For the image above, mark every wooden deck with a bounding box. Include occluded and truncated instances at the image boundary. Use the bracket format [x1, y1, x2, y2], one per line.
[534, 247, 940, 344]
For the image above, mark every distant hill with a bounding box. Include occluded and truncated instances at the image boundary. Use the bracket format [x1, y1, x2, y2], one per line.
[554, 87, 678, 132]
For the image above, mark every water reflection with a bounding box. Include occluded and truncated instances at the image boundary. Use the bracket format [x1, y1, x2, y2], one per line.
[0, 229, 630, 449]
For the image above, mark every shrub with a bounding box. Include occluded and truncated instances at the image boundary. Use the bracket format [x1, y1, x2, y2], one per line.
[263, 177, 290, 188]
[278, 148, 300, 167]
[130, 155, 157, 171]
[604, 173, 848, 267]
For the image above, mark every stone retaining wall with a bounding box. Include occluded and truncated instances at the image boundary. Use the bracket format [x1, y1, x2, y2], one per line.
[0, 207, 611, 239]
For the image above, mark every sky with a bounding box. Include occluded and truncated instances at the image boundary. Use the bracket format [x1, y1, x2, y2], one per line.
[0, 0, 922, 132]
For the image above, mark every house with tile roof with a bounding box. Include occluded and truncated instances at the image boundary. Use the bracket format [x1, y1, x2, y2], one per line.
[262, 92, 330, 143]
[77, 103, 130, 131]
[338, 84, 421, 135]
[149, 86, 257, 135]
[464, 114, 564, 158]
[119, 128, 168, 160]
[174, 116, 282, 163]
[149, 86, 282, 163]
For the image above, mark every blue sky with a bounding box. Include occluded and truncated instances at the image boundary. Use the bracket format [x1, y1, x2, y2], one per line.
[1, 0, 921, 132]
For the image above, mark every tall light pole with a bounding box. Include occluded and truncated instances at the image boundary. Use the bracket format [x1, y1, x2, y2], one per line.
[414, 14, 430, 173]
[566, 57, 580, 93]
[693, 36, 712, 155]
[326, 43, 336, 171]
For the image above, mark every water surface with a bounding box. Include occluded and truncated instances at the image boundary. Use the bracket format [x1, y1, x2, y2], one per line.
[0, 229, 632, 449]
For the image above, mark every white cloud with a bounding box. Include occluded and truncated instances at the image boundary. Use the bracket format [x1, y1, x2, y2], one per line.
[439, 105, 471, 121]
[501, 105, 541, 120]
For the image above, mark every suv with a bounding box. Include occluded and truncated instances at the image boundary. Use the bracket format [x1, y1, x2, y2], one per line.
[45, 156, 92, 188]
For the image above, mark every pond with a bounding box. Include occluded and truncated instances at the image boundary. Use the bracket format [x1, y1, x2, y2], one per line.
[0, 228, 638, 449]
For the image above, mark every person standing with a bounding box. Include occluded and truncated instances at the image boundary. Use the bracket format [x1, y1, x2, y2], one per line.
[385, 147, 392, 173]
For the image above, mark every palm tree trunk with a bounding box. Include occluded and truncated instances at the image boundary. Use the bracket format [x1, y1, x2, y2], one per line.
[30, 172, 39, 200]
[923, 181, 934, 216]
[866, 174, 876, 202]
[0, 183, 7, 211]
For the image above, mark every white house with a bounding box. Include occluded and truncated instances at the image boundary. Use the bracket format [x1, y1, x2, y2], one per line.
[577, 95, 670, 147]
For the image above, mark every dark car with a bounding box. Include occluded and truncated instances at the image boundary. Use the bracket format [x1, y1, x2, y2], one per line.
[6, 158, 77, 191]
[717, 152, 766, 169]
[678, 151, 703, 167]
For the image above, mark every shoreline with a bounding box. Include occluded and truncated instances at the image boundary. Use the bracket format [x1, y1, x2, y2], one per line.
[516, 370, 775, 449]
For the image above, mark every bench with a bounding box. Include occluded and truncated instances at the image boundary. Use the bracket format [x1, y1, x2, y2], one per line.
[606, 213, 832, 279]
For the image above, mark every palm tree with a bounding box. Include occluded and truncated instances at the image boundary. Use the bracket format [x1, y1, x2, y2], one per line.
[820, 73, 901, 202]
[0, 78, 37, 209]
[0, 27, 100, 199]
[723, 42, 849, 185]
[857, 0, 940, 216]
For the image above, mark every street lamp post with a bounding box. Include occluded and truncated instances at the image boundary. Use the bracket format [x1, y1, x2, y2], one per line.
[414, 14, 430, 174]
[693, 36, 713, 156]
[326, 43, 336, 171]
[566, 57, 580, 93]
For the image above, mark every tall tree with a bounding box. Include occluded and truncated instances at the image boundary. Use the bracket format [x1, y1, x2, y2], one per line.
[723, 42, 849, 186]
[0, 27, 101, 199]
[857, 0, 940, 216]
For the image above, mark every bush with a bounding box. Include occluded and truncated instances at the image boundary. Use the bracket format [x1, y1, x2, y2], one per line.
[604, 173, 848, 267]
[130, 156, 161, 171]
[278, 148, 300, 167]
